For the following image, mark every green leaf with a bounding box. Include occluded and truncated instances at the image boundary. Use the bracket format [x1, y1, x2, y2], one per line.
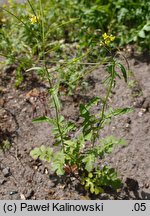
[39, 146, 53, 162]
[66, 121, 76, 132]
[88, 173, 93, 178]
[85, 131, 92, 141]
[106, 107, 133, 119]
[94, 186, 104, 195]
[138, 29, 145, 38]
[143, 24, 150, 32]
[90, 184, 95, 194]
[82, 154, 95, 172]
[52, 151, 65, 175]
[0, 140, 11, 152]
[84, 177, 94, 191]
[86, 96, 100, 110]
[30, 147, 41, 160]
[80, 104, 89, 117]
[117, 63, 127, 82]
[32, 116, 53, 124]
[80, 97, 100, 117]
[30, 146, 53, 162]
[50, 89, 61, 111]
[100, 135, 125, 154]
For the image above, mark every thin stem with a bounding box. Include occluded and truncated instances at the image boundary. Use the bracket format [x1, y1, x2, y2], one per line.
[69, 57, 108, 85]
[48, 60, 101, 65]
[0, 7, 29, 30]
[56, 49, 91, 72]
[39, 0, 64, 149]
[100, 60, 115, 124]
[27, 0, 38, 19]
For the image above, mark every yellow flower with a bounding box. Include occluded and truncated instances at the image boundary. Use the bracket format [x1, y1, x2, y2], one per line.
[30, 15, 38, 24]
[1, 18, 7, 23]
[102, 33, 109, 40]
[102, 33, 115, 46]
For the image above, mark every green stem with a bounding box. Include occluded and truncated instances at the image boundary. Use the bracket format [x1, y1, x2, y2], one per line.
[27, 0, 38, 19]
[0, 7, 29, 30]
[70, 57, 108, 85]
[100, 60, 115, 124]
[39, 0, 64, 149]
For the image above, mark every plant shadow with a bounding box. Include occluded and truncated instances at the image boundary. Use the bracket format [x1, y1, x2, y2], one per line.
[48, 174, 150, 200]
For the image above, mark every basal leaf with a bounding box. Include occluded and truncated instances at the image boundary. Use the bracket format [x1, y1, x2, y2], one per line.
[30, 146, 53, 162]
[39, 146, 53, 162]
[30, 147, 41, 160]
[82, 154, 95, 172]
[94, 186, 104, 195]
[52, 151, 65, 175]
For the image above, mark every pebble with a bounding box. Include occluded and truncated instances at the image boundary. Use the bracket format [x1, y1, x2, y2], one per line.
[138, 108, 147, 117]
[2, 167, 11, 177]
[145, 183, 149, 189]
[139, 183, 144, 188]
[112, 126, 116, 131]
[20, 193, 26, 200]
[34, 166, 38, 170]
[22, 107, 27, 112]
[44, 168, 49, 175]
[138, 111, 143, 117]
[125, 123, 130, 128]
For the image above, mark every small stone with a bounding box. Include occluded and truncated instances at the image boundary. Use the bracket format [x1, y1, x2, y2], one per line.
[44, 167, 49, 175]
[2, 167, 11, 177]
[125, 123, 130, 128]
[20, 193, 26, 200]
[145, 183, 149, 189]
[139, 183, 144, 188]
[141, 108, 146, 113]
[34, 166, 38, 170]
[138, 111, 143, 117]
[22, 107, 27, 112]
[112, 126, 116, 131]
